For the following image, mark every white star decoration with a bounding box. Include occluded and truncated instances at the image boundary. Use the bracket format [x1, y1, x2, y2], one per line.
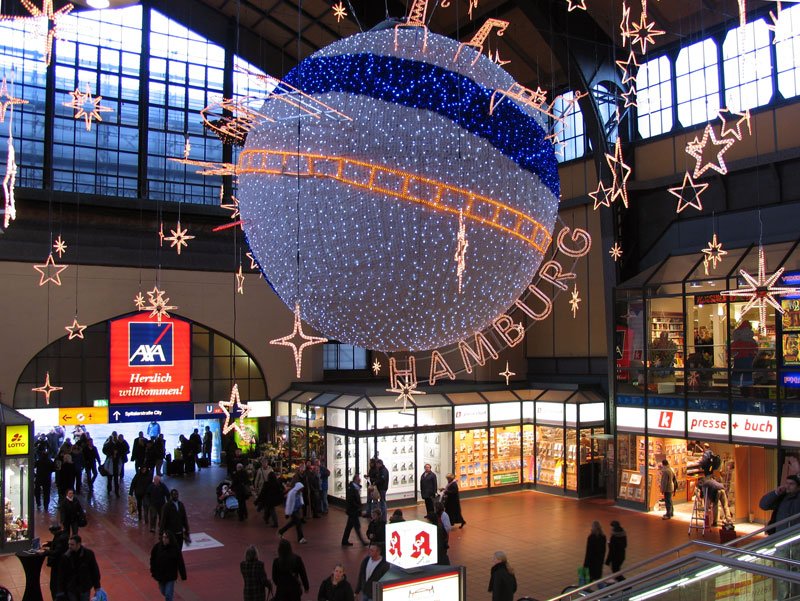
[65, 317, 87, 340]
[133, 292, 146, 310]
[668, 171, 709, 214]
[717, 107, 751, 141]
[702, 233, 728, 274]
[499, 361, 515, 385]
[144, 286, 177, 324]
[270, 303, 328, 379]
[332, 1, 348, 22]
[685, 125, 735, 178]
[0, 0, 74, 67]
[164, 221, 194, 255]
[629, 11, 665, 54]
[721, 246, 800, 334]
[33, 253, 68, 286]
[32, 371, 62, 405]
[569, 284, 581, 318]
[0, 77, 28, 123]
[605, 139, 632, 208]
[386, 375, 426, 413]
[219, 383, 253, 444]
[236, 265, 245, 294]
[589, 180, 613, 210]
[372, 358, 381, 375]
[3, 128, 17, 229]
[62, 83, 114, 132]
[53, 235, 67, 258]
[609, 242, 623, 261]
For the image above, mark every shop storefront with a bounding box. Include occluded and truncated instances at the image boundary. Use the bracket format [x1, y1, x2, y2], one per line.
[0, 405, 33, 552]
[614, 240, 800, 521]
[273, 384, 607, 503]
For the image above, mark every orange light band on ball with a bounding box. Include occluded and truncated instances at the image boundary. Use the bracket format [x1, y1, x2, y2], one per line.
[238, 149, 552, 253]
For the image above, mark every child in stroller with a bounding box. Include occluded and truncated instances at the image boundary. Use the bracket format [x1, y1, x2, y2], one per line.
[214, 479, 239, 518]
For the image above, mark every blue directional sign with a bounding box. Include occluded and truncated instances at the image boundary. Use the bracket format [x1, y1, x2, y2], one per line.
[109, 404, 194, 423]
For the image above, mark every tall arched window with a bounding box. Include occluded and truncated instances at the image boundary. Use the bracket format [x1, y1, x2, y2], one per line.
[636, 55, 673, 138]
[676, 39, 720, 127]
[723, 19, 772, 111]
[776, 4, 800, 99]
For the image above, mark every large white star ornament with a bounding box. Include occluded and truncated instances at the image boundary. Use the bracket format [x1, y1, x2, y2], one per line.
[270, 303, 328, 379]
[685, 125, 735, 178]
[386, 375, 426, 413]
[144, 286, 178, 323]
[721, 246, 800, 334]
[62, 84, 114, 132]
[219, 383, 253, 444]
[32, 371, 63, 405]
[668, 171, 709, 214]
[164, 221, 195, 255]
[33, 253, 68, 286]
[0, 77, 28, 123]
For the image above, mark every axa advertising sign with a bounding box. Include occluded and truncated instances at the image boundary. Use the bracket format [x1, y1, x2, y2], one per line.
[110, 314, 190, 404]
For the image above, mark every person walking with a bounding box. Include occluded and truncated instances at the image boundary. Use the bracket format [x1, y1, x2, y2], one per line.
[59, 489, 84, 536]
[44, 524, 69, 601]
[488, 551, 517, 601]
[82, 437, 101, 491]
[129, 465, 153, 523]
[583, 521, 607, 585]
[202, 426, 213, 464]
[759, 474, 800, 599]
[419, 463, 438, 519]
[150, 530, 187, 601]
[354, 544, 389, 601]
[146, 475, 171, 534]
[58, 535, 102, 601]
[605, 520, 627, 581]
[442, 473, 466, 528]
[374, 459, 389, 521]
[131, 431, 148, 472]
[307, 463, 322, 518]
[366, 508, 386, 547]
[70, 442, 85, 495]
[278, 481, 306, 544]
[34, 447, 54, 511]
[659, 459, 676, 520]
[161, 489, 191, 549]
[271, 539, 309, 601]
[341, 474, 367, 547]
[231, 462, 251, 521]
[117, 433, 130, 478]
[56, 453, 76, 501]
[317, 564, 354, 601]
[319, 460, 330, 515]
[255, 470, 283, 528]
[241, 545, 273, 601]
[102, 432, 124, 497]
[364, 458, 378, 518]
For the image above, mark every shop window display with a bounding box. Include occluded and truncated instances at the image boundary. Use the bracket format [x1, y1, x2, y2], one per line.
[536, 426, 565, 487]
[416, 432, 452, 495]
[3, 457, 30, 543]
[522, 425, 535, 483]
[490, 426, 522, 487]
[454, 429, 489, 491]
[377, 434, 416, 500]
[617, 434, 645, 503]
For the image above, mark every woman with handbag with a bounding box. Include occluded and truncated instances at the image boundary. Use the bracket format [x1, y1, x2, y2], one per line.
[59, 489, 86, 535]
[241, 545, 273, 601]
[271, 539, 308, 601]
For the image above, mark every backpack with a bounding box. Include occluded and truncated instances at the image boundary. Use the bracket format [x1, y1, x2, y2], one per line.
[711, 454, 722, 471]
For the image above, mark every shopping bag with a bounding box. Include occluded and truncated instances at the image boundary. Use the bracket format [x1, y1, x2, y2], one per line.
[91, 587, 108, 601]
[577, 566, 591, 586]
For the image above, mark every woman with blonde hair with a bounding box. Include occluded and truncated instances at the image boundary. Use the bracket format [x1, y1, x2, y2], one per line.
[317, 563, 354, 601]
[583, 521, 607, 584]
[488, 551, 517, 601]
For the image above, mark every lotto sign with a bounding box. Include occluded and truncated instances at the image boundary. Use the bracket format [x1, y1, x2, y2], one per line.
[5, 425, 29, 455]
[110, 314, 190, 404]
[386, 520, 438, 569]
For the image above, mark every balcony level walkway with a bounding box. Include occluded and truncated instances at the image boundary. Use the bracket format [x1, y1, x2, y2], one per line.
[0, 466, 764, 600]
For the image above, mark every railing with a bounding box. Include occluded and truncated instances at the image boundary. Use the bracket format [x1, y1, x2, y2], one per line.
[548, 514, 800, 601]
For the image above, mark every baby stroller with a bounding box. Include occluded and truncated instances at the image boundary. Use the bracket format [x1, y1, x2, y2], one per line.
[214, 479, 239, 518]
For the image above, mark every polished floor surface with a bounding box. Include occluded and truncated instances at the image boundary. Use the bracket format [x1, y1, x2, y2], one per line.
[0, 467, 763, 600]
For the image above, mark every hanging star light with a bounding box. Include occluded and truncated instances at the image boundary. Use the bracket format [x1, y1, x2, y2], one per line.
[183, 135, 191, 159]
[620, 1, 632, 45]
[245, 252, 258, 270]
[33, 253, 68, 286]
[717, 107, 752, 141]
[53, 235, 67, 258]
[621, 85, 637, 109]
[236, 265, 245, 294]
[372, 358, 382, 375]
[569, 284, 581, 318]
[158, 222, 164, 246]
[629, 11, 665, 54]
[0, 1, 74, 67]
[219, 383, 253, 444]
[609, 242, 623, 261]
[492, 49, 511, 66]
[163, 221, 195, 255]
[0, 77, 28, 123]
[133, 291, 146, 310]
[3, 128, 17, 229]
[668, 171, 709, 214]
[220, 195, 240, 220]
[269, 303, 328, 378]
[144, 286, 177, 324]
[32, 371, 63, 405]
[64, 317, 87, 340]
[686, 125, 735, 178]
[565, 0, 588, 11]
[605, 138, 632, 208]
[499, 361, 515, 385]
[62, 84, 114, 132]
[386, 374, 426, 413]
[721, 246, 800, 333]
[589, 180, 613, 210]
[332, 1, 348, 22]
[454, 208, 469, 293]
[615, 51, 641, 85]
[702, 233, 728, 275]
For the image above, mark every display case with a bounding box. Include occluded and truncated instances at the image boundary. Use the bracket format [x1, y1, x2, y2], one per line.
[1, 407, 34, 551]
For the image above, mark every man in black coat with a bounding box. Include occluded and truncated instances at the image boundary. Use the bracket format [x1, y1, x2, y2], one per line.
[102, 432, 125, 497]
[202, 426, 213, 464]
[341, 474, 368, 546]
[44, 525, 69, 601]
[146, 475, 171, 534]
[131, 431, 148, 471]
[35, 447, 54, 511]
[58, 535, 101, 601]
[355, 543, 389, 601]
[189, 429, 203, 470]
[374, 459, 389, 521]
[419, 463, 438, 519]
[161, 488, 191, 549]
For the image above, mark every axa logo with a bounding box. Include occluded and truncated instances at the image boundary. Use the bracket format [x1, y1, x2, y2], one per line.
[129, 322, 173, 367]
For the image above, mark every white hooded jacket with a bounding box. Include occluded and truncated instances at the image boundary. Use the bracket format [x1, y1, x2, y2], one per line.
[285, 481, 304, 517]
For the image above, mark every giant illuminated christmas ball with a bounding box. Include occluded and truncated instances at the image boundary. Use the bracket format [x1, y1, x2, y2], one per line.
[237, 26, 560, 352]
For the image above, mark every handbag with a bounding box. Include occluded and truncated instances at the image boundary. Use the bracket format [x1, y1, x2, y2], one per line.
[577, 566, 591, 586]
[77, 507, 88, 527]
[100, 456, 113, 477]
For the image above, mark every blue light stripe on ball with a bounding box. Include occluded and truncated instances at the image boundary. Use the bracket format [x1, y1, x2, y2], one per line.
[283, 53, 560, 199]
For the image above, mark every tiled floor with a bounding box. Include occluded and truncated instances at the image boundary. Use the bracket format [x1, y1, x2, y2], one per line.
[0, 467, 763, 600]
